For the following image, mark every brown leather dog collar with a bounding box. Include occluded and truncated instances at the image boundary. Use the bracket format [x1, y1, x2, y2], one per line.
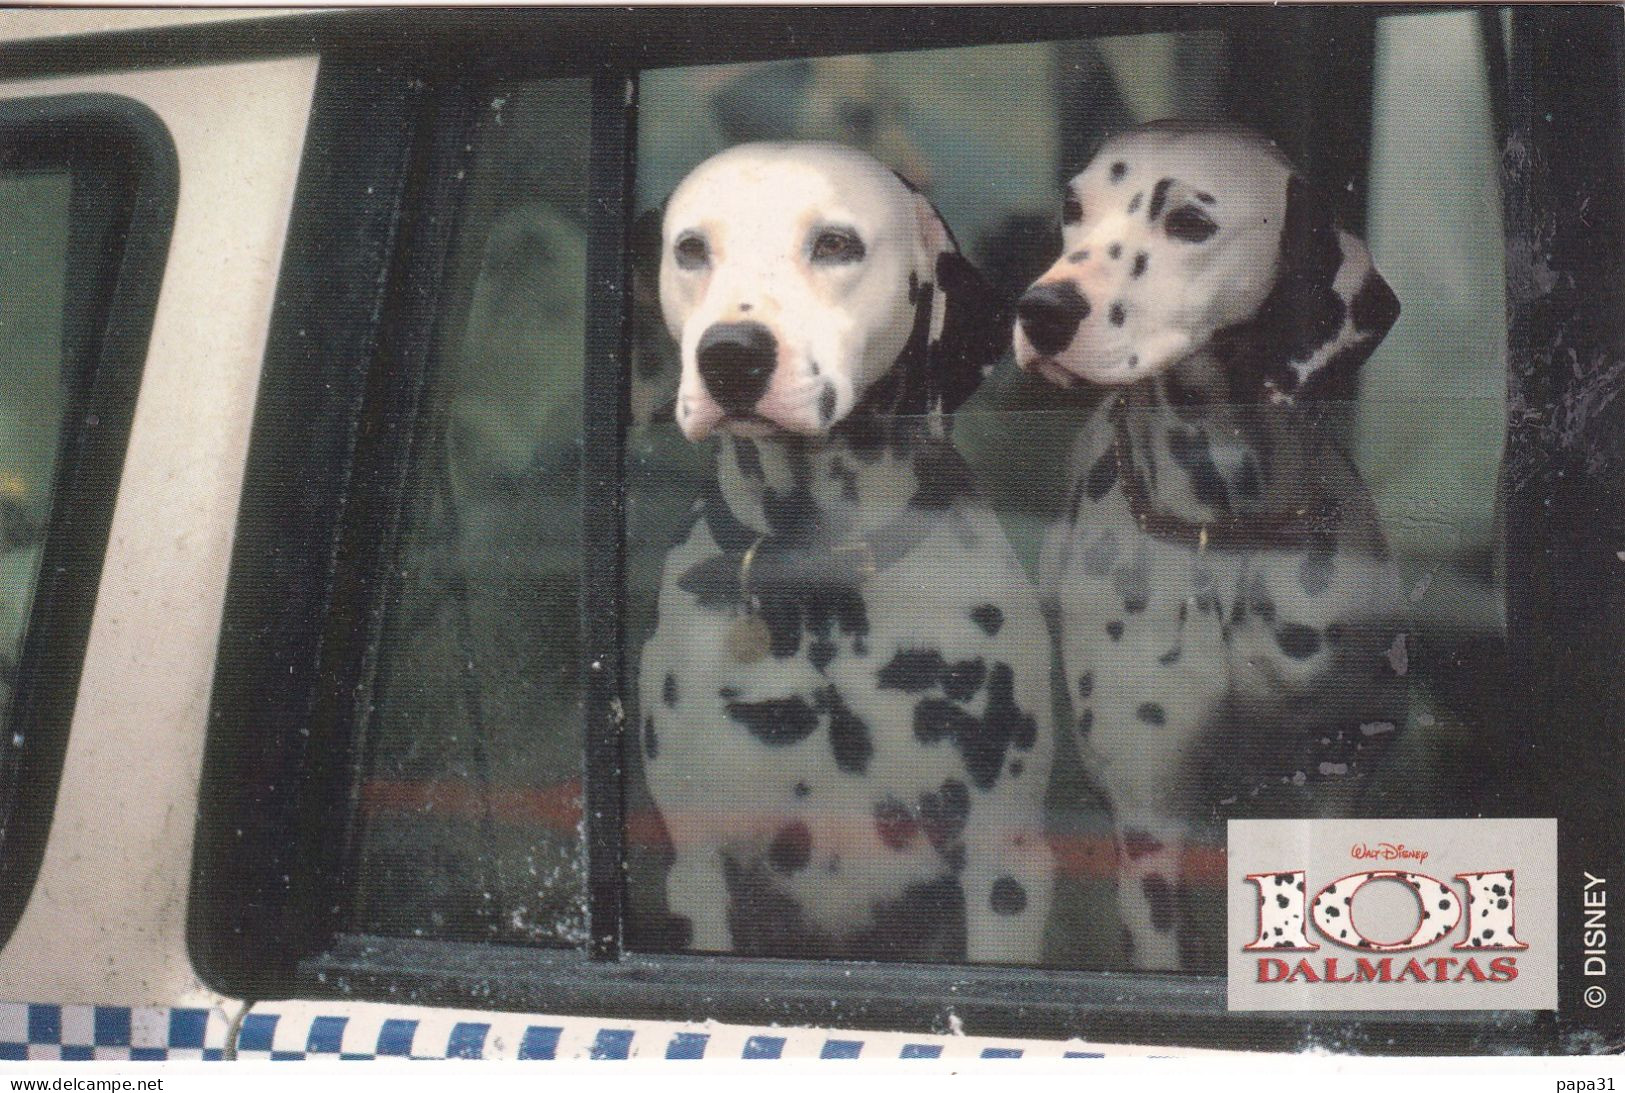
[1109, 397, 1342, 553]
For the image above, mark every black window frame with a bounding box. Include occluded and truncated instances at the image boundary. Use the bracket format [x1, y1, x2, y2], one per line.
[170, 6, 1624, 1055]
[0, 92, 178, 949]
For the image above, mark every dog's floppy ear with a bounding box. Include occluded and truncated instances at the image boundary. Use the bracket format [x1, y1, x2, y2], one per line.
[1218, 175, 1398, 403]
[1294, 227, 1400, 402]
[909, 190, 1009, 415]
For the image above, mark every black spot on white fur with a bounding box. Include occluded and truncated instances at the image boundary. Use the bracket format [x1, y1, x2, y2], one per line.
[740, 583, 870, 664]
[726, 696, 819, 746]
[941, 659, 987, 702]
[769, 822, 812, 873]
[919, 778, 970, 853]
[970, 603, 1004, 636]
[1168, 428, 1230, 512]
[1148, 178, 1174, 221]
[878, 649, 947, 693]
[990, 876, 1027, 915]
[818, 686, 873, 774]
[912, 663, 1037, 790]
[1275, 623, 1322, 660]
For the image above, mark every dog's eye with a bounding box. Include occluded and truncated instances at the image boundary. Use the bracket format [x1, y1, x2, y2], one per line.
[674, 233, 710, 270]
[810, 228, 865, 265]
[1062, 194, 1084, 224]
[1165, 205, 1218, 243]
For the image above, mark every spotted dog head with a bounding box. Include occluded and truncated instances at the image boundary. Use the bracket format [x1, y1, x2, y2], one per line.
[1013, 121, 1399, 401]
[661, 141, 1004, 441]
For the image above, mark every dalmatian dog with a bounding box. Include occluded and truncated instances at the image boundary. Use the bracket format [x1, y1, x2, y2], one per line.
[638, 141, 1053, 963]
[1014, 121, 1408, 970]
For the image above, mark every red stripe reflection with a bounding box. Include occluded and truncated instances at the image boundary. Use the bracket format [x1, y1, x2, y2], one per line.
[359, 777, 1227, 886]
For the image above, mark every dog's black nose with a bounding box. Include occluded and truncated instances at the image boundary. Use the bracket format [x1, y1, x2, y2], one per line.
[1017, 282, 1092, 356]
[697, 321, 778, 415]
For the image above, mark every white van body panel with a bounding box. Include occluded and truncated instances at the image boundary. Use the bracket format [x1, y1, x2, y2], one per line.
[0, 55, 319, 1007]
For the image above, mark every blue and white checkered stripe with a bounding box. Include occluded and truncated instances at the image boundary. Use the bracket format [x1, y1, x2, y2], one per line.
[0, 1004, 230, 1061]
[234, 1001, 1118, 1060]
[1, 1000, 1195, 1059]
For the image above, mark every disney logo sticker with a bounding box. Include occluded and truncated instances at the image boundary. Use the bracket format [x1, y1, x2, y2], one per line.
[1351, 842, 1429, 865]
[1229, 818, 1556, 1011]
